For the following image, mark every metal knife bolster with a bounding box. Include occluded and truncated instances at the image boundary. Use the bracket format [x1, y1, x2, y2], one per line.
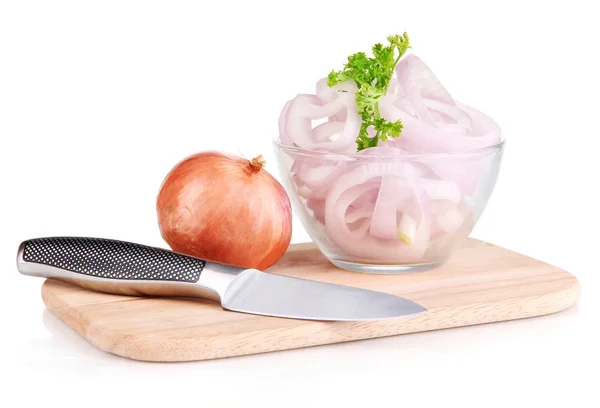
[16, 237, 247, 301]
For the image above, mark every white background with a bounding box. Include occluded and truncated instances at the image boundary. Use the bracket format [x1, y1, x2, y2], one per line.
[1, 0, 598, 407]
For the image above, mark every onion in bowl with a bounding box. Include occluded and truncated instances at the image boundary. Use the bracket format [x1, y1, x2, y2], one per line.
[274, 35, 503, 272]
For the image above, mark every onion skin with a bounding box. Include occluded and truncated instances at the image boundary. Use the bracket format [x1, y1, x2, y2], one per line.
[157, 151, 292, 270]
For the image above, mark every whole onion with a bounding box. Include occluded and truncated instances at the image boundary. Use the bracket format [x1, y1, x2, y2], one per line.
[156, 151, 292, 270]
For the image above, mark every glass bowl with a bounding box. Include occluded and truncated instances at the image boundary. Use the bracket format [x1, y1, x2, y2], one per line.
[273, 139, 504, 273]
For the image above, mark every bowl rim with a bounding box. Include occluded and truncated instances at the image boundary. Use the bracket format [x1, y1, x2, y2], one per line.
[273, 136, 505, 160]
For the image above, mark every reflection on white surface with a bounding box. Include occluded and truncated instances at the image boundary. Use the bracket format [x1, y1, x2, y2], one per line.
[9, 288, 593, 407]
[19, 310, 125, 370]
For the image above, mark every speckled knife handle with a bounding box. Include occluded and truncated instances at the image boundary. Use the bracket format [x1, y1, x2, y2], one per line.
[16, 237, 242, 300]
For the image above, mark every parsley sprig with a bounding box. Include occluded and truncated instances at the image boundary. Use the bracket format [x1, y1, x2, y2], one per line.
[327, 33, 411, 151]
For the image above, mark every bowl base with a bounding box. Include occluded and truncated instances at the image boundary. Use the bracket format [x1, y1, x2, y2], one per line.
[328, 258, 443, 274]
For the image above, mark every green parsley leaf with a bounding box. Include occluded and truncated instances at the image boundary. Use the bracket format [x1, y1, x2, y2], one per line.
[355, 84, 383, 117]
[327, 32, 411, 151]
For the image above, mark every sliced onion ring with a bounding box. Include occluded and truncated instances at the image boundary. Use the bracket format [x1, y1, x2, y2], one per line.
[324, 161, 430, 262]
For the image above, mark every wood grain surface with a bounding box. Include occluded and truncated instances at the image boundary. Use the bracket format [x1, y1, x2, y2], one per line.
[41, 239, 580, 362]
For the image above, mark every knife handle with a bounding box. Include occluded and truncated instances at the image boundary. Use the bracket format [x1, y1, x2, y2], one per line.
[17, 237, 243, 300]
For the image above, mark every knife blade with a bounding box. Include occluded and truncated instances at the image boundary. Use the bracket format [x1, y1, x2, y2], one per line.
[16, 237, 426, 321]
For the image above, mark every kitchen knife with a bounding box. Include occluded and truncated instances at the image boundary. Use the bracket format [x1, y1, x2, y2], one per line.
[16, 237, 426, 321]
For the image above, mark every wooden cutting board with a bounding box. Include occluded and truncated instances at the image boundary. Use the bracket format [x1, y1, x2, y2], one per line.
[41, 239, 580, 362]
